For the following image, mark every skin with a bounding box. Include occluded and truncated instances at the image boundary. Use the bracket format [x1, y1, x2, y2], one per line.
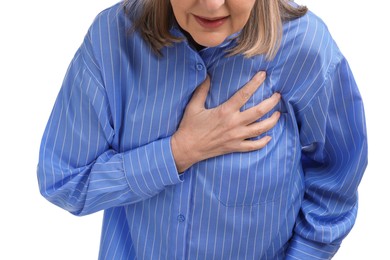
[172, 73, 281, 172]
[170, 0, 257, 47]
[170, 0, 281, 172]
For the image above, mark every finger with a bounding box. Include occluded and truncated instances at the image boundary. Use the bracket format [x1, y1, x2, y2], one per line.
[237, 136, 272, 152]
[188, 76, 211, 109]
[240, 92, 281, 125]
[225, 71, 266, 110]
[243, 111, 280, 139]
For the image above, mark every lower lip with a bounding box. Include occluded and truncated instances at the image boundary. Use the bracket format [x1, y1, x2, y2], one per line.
[194, 15, 228, 29]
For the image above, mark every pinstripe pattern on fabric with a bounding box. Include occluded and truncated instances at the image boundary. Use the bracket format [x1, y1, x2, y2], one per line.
[37, 2, 367, 259]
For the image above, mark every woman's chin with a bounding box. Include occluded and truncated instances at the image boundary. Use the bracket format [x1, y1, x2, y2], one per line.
[192, 35, 226, 48]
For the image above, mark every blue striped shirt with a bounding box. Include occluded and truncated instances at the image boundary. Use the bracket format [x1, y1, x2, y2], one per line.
[37, 2, 368, 259]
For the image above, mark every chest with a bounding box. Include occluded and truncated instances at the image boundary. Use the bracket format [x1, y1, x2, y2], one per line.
[108, 47, 287, 152]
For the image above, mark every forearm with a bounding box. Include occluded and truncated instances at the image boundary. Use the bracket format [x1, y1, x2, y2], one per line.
[286, 233, 342, 260]
[38, 136, 181, 216]
[285, 156, 365, 259]
[286, 123, 367, 258]
[285, 191, 360, 259]
[287, 56, 368, 258]
[37, 53, 181, 215]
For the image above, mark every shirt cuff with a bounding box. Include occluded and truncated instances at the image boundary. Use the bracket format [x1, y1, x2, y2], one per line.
[122, 136, 182, 198]
[285, 234, 340, 260]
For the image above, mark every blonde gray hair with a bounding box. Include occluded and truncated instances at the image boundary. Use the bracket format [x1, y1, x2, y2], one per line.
[123, 0, 307, 59]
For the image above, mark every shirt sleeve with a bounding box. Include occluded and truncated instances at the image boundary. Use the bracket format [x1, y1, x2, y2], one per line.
[285, 57, 368, 259]
[37, 47, 182, 217]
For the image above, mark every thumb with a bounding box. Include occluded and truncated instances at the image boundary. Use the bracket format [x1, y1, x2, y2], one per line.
[188, 76, 210, 109]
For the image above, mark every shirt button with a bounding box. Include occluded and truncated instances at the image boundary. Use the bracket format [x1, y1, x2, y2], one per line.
[196, 63, 204, 71]
[177, 214, 185, 222]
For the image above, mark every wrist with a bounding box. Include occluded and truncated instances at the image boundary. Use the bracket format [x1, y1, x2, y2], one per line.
[171, 133, 197, 173]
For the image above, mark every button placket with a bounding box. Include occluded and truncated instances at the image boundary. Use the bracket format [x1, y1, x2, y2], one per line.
[196, 63, 204, 71]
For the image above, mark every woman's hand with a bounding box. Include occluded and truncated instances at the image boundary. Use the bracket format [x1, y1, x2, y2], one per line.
[171, 71, 281, 173]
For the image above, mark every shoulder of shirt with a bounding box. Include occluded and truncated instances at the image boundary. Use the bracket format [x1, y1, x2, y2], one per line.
[269, 11, 347, 105]
[85, 2, 130, 44]
[280, 10, 344, 66]
[92, 2, 128, 25]
[279, 11, 345, 78]
[75, 2, 133, 86]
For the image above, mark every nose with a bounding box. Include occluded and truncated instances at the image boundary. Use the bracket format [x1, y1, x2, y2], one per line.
[199, 0, 225, 12]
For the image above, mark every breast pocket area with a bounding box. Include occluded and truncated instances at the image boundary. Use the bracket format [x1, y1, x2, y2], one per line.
[211, 113, 296, 207]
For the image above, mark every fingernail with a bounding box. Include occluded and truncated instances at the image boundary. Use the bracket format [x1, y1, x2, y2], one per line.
[258, 71, 266, 78]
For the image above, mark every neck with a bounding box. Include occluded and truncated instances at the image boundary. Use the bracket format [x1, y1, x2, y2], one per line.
[180, 28, 205, 51]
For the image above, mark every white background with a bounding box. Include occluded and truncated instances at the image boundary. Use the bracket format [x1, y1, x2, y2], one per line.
[0, 0, 388, 259]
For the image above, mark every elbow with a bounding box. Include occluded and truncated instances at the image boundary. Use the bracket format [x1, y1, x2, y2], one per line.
[37, 163, 88, 216]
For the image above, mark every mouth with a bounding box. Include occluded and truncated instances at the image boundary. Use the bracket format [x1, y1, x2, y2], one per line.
[193, 15, 229, 29]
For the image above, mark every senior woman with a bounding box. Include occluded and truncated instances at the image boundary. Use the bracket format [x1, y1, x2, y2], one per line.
[37, 0, 367, 259]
